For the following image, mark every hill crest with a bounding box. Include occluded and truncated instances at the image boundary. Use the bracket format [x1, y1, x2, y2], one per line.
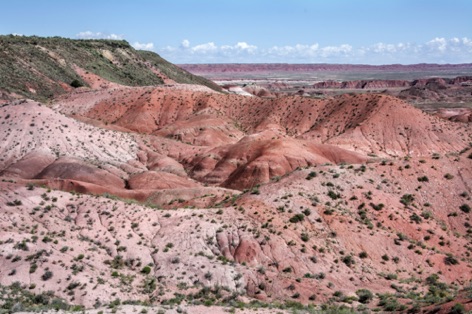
[0, 35, 221, 101]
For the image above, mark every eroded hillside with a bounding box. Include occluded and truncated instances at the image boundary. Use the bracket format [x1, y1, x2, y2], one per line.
[0, 37, 471, 313]
[0, 35, 221, 102]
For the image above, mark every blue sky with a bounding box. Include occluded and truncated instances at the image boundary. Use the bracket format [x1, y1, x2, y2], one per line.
[1, 0, 471, 64]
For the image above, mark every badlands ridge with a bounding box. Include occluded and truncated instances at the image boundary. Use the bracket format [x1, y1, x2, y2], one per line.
[0, 36, 471, 313]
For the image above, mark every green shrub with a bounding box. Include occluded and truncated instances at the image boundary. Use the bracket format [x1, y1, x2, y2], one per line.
[41, 271, 53, 281]
[369, 202, 385, 211]
[306, 171, 317, 180]
[356, 289, 373, 304]
[250, 187, 260, 195]
[302, 209, 311, 216]
[70, 79, 83, 88]
[289, 214, 305, 223]
[417, 176, 429, 182]
[384, 273, 398, 280]
[300, 233, 309, 242]
[410, 213, 422, 224]
[400, 194, 414, 206]
[444, 255, 459, 265]
[459, 204, 471, 213]
[421, 211, 433, 219]
[141, 266, 151, 274]
[327, 190, 341, 200]
[450, 303, 465, 314]
[341, 255, 355, 267]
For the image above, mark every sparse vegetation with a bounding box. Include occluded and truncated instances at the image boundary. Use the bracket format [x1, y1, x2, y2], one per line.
[459, 204, 471, 213]
[0, 34, 471, 314]
[400, 194, 415, 206]
[69, 79, 83, 88]
[289, 213, 305, 223]
[356, 289, 373, 304]
[417, 176, 429, 182]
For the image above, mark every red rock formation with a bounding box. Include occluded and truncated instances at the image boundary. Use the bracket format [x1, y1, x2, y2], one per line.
[35, 157, 126, 188]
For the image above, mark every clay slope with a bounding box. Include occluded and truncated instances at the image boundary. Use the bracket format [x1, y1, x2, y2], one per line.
[0, 99, 140, 176]
[186, 131, 367, 190]
[0, 89, 471, 313]
[0, 182, 247, 308]
[223, 154, 472, 306]
[1, 153, 471, 311]
[0, 99, 239, 207]
[301, 94, 470, 156]
[56, 87, 470, 157]
[53, 88, 367, 189]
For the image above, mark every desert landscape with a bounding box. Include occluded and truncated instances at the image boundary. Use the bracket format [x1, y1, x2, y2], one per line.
[0, 35, 471, 314]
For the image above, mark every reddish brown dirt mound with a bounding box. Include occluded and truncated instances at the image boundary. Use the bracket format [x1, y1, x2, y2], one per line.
[136, 153, 188, 176]
[51, 87, 470, 190]
[35, 157, 125, 188]
[302, 94, 469, 156]
[128, 171, 200, 190]
[56, 87, 470, 158]
[0, 150, 56, 178]
[153, 113, 245, 146]
[186, 131, 367, 190]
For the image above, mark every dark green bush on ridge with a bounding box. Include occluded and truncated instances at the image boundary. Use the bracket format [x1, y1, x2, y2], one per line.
[70, 79, 83, 88]
[356, 289, 373, 304]
[289, 213, 305, 223]
[141, 266, 151, 274]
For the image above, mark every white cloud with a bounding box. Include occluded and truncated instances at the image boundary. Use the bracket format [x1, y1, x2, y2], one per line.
[191, 42, 218, 53]
[155, 37, 472, 64]
[426, 37, 448, 52]
[132, 42, 154, 51]
[234, 42, 257, 53]
[69, 33, 472, 63]
[425, 37, 472, 54]
[76, 31, 124, 40]
[181, 39, 190, 49]
[320, 44, 352, 57]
